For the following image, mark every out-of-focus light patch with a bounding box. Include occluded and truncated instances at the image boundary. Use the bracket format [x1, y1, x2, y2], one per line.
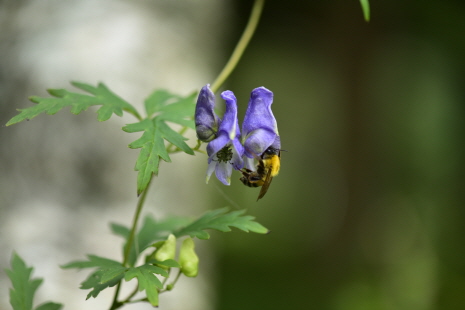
[1, 0, 228, 309]
[13, 0, 228, 105]
[354, 194, 438, 309]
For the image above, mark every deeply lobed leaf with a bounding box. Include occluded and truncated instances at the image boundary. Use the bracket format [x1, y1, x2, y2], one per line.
[35, 303, 62, 310]
[174, 207, 269, 240]
[6, 82, 140, 126]
[7, 83, 197, 197]
[125, 264, 167, 306]
[5, 253, 62, 310]
[61, 255, 126, 299]
[123, 91, 196, 195]
[61, 255, 122, 270]
[111, 208, 267, 269]
[80, 270, 123, 300]
[144, 90, 196, 122]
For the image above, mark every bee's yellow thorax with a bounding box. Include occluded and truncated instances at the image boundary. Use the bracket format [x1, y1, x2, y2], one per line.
[263, 155, 280, 177]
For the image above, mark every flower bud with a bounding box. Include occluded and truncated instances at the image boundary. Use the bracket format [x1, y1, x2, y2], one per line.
[179, 238, 199, 277]
[154, 234, 176, 262]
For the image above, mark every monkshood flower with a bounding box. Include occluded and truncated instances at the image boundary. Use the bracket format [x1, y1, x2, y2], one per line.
[195, 85, 219, 142]
[241, 86, 280, 170]
[195, 85, 244, 185]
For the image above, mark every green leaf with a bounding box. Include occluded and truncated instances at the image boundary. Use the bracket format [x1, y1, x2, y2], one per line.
[61, 255, 125, 299]
[35, 303, 62, 310]
[6, 82, 140, 126]
[148, 259, 181, 269]
[174, 207, 269, 240]
[100, 266, 128, 284]
[144, 89, 177, 117]
[109, 223, 130, 239]
[5, 253, 41, 310]
[61, 255, 121, 270]
[145, 90, 196, 123]
[80, 270, 123, 300]
[125, 264, 167, 306]
[359, 0, 370, 22]
[111, 215, 191, 267]
[123, 92, 196, 195]
[5, 253, 62, 310]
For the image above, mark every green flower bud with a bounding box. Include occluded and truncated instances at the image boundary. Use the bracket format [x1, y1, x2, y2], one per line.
[179, 238, 199, 277]
[154, 234, 176, 262]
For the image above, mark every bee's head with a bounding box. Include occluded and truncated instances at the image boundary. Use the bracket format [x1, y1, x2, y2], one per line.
[262, 146, 281, 159]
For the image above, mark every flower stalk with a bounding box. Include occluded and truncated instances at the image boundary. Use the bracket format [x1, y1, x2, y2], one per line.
[210, 0, 266, 93]
[110, 178, 152, 310]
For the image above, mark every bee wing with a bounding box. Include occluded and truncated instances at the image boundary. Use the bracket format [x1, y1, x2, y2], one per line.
[256, 168, 273, 201]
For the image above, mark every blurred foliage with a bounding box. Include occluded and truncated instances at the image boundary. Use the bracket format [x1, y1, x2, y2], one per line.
[6, 253, 62, 310]
[212, 0, 465, 309]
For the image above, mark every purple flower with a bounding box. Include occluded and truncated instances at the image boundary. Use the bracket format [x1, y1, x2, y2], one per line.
[195, 85, 244, 185]
[195, 85, 219, 142]
[195, 85, 280, 185]
[241, 87, 280, 170]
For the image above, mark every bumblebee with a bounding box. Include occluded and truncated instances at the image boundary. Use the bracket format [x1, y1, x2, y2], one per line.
[240, 146, 281, 201]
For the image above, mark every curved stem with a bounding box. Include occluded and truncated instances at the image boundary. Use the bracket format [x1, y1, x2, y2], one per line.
[118, 284, 139, 306]
[109, 283, 122, 310]
[109, 179, 152, 309]
[210, 0, 266, 93]
[167, 270, 182, 291]
[123, 181, 151, 266]
[159, 269, 182, 294]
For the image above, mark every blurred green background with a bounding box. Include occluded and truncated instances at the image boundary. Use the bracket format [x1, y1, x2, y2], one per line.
[1, 0, 465, 309]
[212, 1, 465, 309]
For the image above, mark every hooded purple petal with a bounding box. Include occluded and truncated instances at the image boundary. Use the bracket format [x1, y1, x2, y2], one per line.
[231, 138, 244, 170]
[270, 135, 281, 150]
[219, 90, 244, 169]
[219, 90, 239, 140]
[202, 89, 244, 185]
[241, 87, 279, 157]
[242, 87, 278, 136]
[243, 128, 277, 158]
[195, 84, 220, 142]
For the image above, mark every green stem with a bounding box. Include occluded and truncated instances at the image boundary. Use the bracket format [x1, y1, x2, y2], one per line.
[109, 283, 122, 310]
[119, 284, 140, 306]
[161, 269, 172, 287]
[124, 181, 151, 266]
[160, 269, 183, 293]
[109, 179, 152, 309]
[210, 0, 266, 93]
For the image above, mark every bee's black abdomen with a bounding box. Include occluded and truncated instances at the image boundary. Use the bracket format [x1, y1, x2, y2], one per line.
[240, 176, 261, 187]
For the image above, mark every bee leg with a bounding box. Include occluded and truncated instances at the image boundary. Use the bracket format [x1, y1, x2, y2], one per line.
[249, 175, 262, 182]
